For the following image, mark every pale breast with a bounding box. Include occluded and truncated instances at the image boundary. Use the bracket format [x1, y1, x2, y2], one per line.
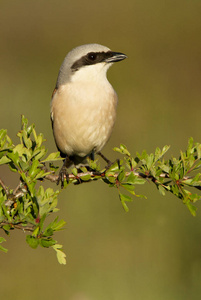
[51, 82, 118, 157]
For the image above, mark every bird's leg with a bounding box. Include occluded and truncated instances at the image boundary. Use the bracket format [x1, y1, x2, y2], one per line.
[97, 151, 112, 167]
[97, 151, 120, 172]
[57, 156, 72, 188]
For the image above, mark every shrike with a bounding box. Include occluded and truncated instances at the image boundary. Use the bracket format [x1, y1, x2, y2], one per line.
[51, 43, 127, 185]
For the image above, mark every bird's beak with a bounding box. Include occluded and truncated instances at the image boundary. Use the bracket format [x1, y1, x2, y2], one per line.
[105, 52, 127, 63]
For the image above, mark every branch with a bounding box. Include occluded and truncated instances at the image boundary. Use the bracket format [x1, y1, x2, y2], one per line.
[1, 115, 201, 264]
[0, 221, 35, 232]
[44, 167, 201, 190]
[0, 178, 9, 195]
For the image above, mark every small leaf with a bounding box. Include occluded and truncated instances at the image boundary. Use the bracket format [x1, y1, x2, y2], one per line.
[126, 172, 145, 185]
[80, 174, 91, 181]
[28, 160, 40, 177]
[2, 224, 11, 234]
[79, 166, 88, 173]
[113, 144, 130, 156]
[22, 132, 32, 149]
[7, 151, 20, 166]
[113, 146, 123, 154]
[120, 193, 133, 202]
[146, 153, 154, 170]
[40, 237, 56, 248]
[52, 219, 66, 231]
[34, 148, 47, 161]
[121, 183, 135, 195]
[26, 235, 39, 249]
[120, 144, 131, 156]
[52, 244, 66, 265]
[158, 185, 166, 196]
[72, 168, 78, 176]
[106, 161, 120, 173]
[42, 152, 62, 162]
[0, 129, 7, 141]
[117, 170, 125, 182]
[0, 237, 8, 253]
[0, 156, 11, 165]
[119, 193, 133, 212]
[185, 201, 197, 216]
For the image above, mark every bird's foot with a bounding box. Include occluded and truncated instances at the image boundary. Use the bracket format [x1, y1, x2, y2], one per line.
[57, 156, 72, 188]
[57, 165, 69, 188]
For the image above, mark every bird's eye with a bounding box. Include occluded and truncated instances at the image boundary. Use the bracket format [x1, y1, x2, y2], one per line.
[87, 52, 97, 61]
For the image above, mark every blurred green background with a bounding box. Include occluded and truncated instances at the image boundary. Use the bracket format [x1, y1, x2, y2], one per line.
[1, 1, 201, 299]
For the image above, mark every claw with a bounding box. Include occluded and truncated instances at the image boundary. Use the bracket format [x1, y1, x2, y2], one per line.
[57, 166, 69, 188]
[57, 156, 72, 188]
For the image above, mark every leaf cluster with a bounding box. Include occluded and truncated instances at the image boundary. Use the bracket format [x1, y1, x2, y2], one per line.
[113, 140, 201, 216]
[1, 116, 201, 264]
[0, 116, 66, 264]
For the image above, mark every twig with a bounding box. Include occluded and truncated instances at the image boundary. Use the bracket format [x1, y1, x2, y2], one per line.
[44, 169, 201, 190]
[0, 178, 9, 195]
[44, 169, 158, 183]
[0, 221, 35, 232]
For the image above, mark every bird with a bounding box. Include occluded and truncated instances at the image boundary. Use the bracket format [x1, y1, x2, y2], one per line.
[50, 43, 127, 186]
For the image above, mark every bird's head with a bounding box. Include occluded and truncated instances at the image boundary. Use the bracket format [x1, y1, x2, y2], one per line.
[56, 43, 127, 86]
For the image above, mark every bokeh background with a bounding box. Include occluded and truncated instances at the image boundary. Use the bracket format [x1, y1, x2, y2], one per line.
[1, 1, 201, 299]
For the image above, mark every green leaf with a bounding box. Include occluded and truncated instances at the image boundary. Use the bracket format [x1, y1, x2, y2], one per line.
[40, 237, 56, 248]
[43, 228, 54, 237]
[120, 193, 133, 202]
[28, 160, 40, 178]
[27, 125, 33, 136]
[185, 201, 197, 216]
[2, 224, 11, 234]
[0, 129, 7, 141]
[0, 156, 11, 165]
[22, 131, 32, 149]
[36, 134, 44, 148]
[79, 166, 88, 173]
[117, 170, 125, 182]
[52, 244, 66, 265]
[126, 171, 136, 184]
[158, 185, 166, 196]
[113, 146, 123, 154]
[32, 226, 40, 237]
[113, 144, 131, 156]
[106, 160, 120, 173]
[196, 143, 201, 159]
[121, 183, 135, 195]
[126, 172, 145, 185]
[52, 219, 66, 231]
[7, 151, 20, 166]
[34, 148, 47, 161]
[8, 161, 18, 172]
[125, 156, 137, 170]
[80, 174, 91, 181]
[26, 235, 39, 249]
[119, 193, 133, 212]
[72, 167, 78, 176]
[187, 137, 194, 155]
[42, 152, 62, 162]
[43, 218, 66, 237]
[0, 237, 8, 253]
[21, 115, 28, 128]
[146, 153, 154, 170]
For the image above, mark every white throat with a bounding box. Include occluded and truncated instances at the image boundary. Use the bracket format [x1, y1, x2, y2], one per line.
[70, 62, 112, 84]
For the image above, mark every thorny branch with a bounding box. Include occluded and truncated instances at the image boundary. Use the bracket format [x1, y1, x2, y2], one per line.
[1, 168, 200, 192]
[0, 221, 35, 232]
[44, 169, 188, 183]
